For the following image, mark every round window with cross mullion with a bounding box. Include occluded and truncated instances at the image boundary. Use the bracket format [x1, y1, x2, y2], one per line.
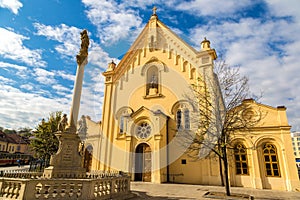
[136, 122, 152, 139]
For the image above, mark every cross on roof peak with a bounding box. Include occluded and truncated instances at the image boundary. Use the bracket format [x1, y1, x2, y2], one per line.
[152, 6, 157, 15]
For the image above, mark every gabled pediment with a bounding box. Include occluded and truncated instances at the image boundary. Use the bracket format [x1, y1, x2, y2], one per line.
[237, 99, 290, 128]
[130, 106, 168, 119]
[109, 13, 217, 82]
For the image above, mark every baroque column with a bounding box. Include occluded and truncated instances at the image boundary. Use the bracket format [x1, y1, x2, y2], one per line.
[67, 29, 90, 133]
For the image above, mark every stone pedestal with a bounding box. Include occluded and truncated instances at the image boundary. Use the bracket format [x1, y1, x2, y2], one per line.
[43, 130, 86, 179]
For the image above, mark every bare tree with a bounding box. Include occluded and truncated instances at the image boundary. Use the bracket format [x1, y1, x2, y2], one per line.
[179, 60, 262, 196]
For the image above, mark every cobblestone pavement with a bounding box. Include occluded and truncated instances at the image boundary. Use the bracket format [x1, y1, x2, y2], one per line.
[129, 182, 300, 200]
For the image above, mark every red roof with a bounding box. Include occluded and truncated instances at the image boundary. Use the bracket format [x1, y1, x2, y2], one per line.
[0, 130, 28, 144]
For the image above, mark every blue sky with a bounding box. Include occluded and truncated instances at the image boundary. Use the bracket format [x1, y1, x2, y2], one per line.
[0, 0, 300, 131]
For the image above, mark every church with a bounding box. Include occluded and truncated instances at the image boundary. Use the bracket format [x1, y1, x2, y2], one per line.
[78, 9, 299, 191]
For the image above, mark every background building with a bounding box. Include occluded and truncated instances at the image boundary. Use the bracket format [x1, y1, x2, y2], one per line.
[0, 130, 32, 166]
[291, 132, 300, 168]
[0, 130, 30, 154]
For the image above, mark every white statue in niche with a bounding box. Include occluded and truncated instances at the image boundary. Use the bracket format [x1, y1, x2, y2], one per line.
[150, 74, 158, 88]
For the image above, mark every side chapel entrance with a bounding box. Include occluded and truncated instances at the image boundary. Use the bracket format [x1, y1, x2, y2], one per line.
[134, 143, 152, 182]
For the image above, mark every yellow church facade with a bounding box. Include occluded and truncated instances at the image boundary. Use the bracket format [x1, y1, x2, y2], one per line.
[80, 12, 299, 191]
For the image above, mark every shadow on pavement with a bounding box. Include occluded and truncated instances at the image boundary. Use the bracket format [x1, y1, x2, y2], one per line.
[130, 191, 195, 199]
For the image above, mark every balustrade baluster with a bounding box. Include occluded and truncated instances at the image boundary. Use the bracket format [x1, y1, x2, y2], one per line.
[8, 182, 14, 198]
[60, 183, 66, 198]
[3, 182, 10, 197]
[12, 182, 20, 198]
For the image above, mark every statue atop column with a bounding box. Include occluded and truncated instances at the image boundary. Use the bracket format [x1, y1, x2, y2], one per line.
[76, 29, 89, 65]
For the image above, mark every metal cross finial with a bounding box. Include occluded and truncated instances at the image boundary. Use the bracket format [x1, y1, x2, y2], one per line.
[152, 6, 157, 15]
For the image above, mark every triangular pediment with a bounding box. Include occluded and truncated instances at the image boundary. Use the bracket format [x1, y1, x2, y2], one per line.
[130, 106, 168, 119]
[111, 14, 216, 82]
[130, 106, 151, 118]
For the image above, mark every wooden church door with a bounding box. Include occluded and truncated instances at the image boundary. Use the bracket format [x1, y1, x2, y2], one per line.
[135, 143, 152, 182]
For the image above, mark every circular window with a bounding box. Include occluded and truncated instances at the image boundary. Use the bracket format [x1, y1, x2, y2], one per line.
[136, 122, 152, 139]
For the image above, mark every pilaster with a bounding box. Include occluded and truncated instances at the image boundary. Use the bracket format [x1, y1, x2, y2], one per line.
[101, 61, 116, 170]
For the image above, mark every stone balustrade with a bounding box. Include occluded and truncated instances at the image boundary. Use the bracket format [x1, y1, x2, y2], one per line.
[0, 170, 43, 179]
[0, 170, 124, 179]
[0, 172, 132, 200]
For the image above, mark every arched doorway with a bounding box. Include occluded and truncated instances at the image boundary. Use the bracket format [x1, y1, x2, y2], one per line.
[84, 145, 93, 172]
[135, 143, 151, 182]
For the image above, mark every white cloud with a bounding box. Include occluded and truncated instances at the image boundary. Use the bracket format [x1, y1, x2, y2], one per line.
[82, 0, 143, 44]
[175, 0, 252, 16]
[80, 84, 103, 121]
[0, 61, 27, 71]
[55, 70, 76, 81]
[0, 75, 14, 84]
[20, 84, 34, 91]
[34, 68, 56, 85]
[0, 0, 22, 14]
[121, 0, 157, 9]
[34, 23, 82, 58]
[0, 61, 29, 79]
[88, 41, 116, 70]
[34, 23, 112, 69]
[52, 84, 72, 97]
[0, 85, 70, 129]
[265, 0, 300, 20]
[52, 84, 70, 92]
[0, 28, 45, 67]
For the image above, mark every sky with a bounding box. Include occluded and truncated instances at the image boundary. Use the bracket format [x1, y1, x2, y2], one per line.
[0, 0, 300, 131]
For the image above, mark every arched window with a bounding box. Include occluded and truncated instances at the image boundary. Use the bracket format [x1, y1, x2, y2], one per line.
[184, 109, 190, 130]
[116, 106, 133, 136]
[263, 143, 280, 177]
[176, 110, 182, 130]
[234, 143, 248, 175]
[176, 109, 190, 131]
[172, 101, 194, 132]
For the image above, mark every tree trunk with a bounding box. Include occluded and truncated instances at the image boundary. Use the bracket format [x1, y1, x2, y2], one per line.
[222, 146, 231, 196]
[218, 149, 224, 186]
